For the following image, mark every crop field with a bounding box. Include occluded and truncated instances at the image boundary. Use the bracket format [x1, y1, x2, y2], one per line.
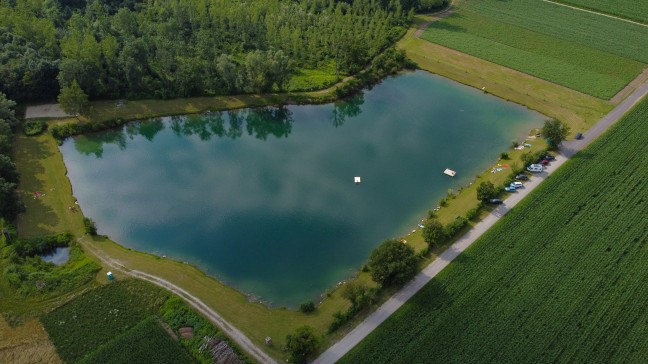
[41, 280, 171, 363]
[78, 317, 193, 364]
[340, 96, 648, 363]
[553, 0, 648, 24]
[421, 0, 648, 99]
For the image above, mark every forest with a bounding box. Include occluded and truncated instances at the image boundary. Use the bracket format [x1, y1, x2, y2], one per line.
[1, 0, 446, 102]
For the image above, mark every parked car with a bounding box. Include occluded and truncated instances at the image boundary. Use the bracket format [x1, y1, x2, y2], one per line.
[504, 186, 517, 192]
[527, 164, 543, 173]
[489, 198, 503, 204]
[515, 174, 529, 180]
[544, 155, 556, 161]
[540, 159, 550, 166]
[511, 182, 524, 188]
[575, 132, 584, 140]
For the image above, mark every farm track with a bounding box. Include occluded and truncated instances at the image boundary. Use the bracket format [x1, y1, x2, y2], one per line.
[314, 78, 648, 364]
[80, 239, 277, 364]
[541, 0, 648, 28]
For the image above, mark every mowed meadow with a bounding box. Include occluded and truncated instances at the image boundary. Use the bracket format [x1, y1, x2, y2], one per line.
[554, 0, 648, 24]
[340, 96, 648, 363]
[421, 0, 648, 99]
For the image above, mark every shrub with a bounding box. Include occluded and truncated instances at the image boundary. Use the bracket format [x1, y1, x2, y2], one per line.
[500, 152, 509, 160]
[23, 120, 47, 136]
[286, 326, 319, 364]
[444, 216, 468, 238]
[465, 205, 481, 221]
[299, 301, 316, 313]
[423, 219, 446, 248]
[83, 217, 97, 236]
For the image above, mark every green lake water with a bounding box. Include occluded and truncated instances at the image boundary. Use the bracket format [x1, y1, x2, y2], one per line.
[60, 71, 544, 306]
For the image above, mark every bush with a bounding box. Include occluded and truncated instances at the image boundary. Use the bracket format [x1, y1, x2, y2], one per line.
[444, 216, 468, 238]
[465, 205, 481, 221]
[299, 301, 316, 313]
[83, 217, 97, 236]
[512, 141, 519, 148]
[23, 120, 47, 136]
[500, 152, 509, 160]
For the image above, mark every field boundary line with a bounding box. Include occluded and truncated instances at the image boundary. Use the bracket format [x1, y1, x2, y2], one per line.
[79, 239, 277, 364]
[541, 0, 648, 28]
[314, 78, 648, 364]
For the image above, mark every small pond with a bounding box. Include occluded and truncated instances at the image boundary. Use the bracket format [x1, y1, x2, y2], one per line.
[60, 70, 544, 306]
[40, 247, 71, 266]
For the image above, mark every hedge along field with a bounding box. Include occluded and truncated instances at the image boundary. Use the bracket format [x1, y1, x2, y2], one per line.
[422, 0, 648, 99]
[340, 96, 648, 363]
[553, 0, 648, 24]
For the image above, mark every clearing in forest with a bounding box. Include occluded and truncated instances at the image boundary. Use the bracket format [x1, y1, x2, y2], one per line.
[340, 96, 648, 363]
[421, 0, 648, 99]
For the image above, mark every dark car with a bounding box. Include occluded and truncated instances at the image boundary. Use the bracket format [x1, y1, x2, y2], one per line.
[544, 155, 556, 161]
[515, 174, 529, 180]
[540, 159, 550, 166]
[489, 198, 503, 204]
[575, 132, 584, 140]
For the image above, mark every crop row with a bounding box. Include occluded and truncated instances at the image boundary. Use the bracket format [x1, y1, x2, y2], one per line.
[340, 97, 648, 362]
[460, 0, 648, 64]
[422, 10, 644, 99]
[78, 317, 193, 364]
[554, 0, 648, 25]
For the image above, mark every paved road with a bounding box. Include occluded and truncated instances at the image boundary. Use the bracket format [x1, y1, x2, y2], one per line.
[315, 80, 648, 364]
[80, 239, 277, 364]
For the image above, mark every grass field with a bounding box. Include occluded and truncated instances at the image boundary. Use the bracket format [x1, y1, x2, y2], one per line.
[421, 0, 648, 99]
[340, 96, 648, 362]
[0, 317, 62, 364]
[553, 0, 648, 24]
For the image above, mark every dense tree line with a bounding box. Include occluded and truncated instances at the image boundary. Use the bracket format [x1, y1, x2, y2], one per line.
[0, 0, 445, 102]
[0, 93, 22, 222]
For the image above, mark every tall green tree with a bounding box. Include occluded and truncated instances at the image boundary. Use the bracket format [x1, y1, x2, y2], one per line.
[541, 119, 570, 149]
[285, 326, 320, 364]
[476, 181, 497, 202]
[422, 219, 446, 248]
[58, 80, 88, 116]
[368, 239, 418, 286]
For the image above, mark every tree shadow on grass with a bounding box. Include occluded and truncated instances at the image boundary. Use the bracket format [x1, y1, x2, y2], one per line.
[14, 135, 61, 236]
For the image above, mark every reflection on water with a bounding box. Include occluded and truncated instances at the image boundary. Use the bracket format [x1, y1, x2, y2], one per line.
[40, 247, 71, 266]
[75, 96, 365, 157]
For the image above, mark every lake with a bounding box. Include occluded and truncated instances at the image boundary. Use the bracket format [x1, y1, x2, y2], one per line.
[60, 70, 544, 306]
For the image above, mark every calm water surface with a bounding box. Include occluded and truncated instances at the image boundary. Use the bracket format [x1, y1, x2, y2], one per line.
[61, 71, 544, 306]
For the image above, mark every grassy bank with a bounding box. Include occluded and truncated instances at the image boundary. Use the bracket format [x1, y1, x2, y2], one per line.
[399, 20, 612, 134]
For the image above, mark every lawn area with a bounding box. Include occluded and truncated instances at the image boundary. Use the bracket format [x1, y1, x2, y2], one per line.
[553, 0, 648, 24]
[398, 23, 612, 134]
[420, 0, 648, 99]
[340, 95, 648, 363]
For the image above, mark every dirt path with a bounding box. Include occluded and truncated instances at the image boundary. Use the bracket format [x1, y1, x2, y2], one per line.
[80, 239, 277, 364]
[541, 0, 648, 28]
[413, 7, 455, 38]
[314, 79, 648, 364]
[610, 68, 648, 105]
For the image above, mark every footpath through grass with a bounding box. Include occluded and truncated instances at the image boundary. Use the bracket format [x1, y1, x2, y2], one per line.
[341, 95, 648, 363]
[420, 0, 648, 99]
[553, 0, 648, 24]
